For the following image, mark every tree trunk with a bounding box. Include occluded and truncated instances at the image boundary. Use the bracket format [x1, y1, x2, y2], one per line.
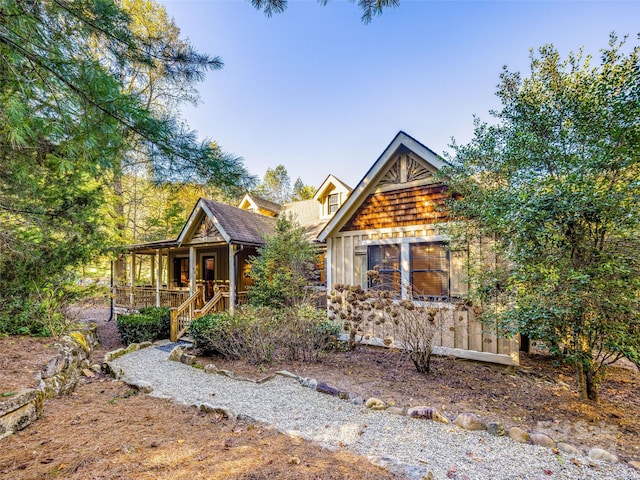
[575, 360, 588, 401]
[585, 368, 600, 402]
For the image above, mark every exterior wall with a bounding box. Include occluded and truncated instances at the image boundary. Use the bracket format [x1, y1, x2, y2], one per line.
[327, 288, 519, 366]
[326, 183, 519, 365]
[341, 184, 448, 232]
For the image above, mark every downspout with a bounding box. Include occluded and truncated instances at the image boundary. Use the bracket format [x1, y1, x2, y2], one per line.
[108, 260, 114, 322]
[234, 244, 244, 306]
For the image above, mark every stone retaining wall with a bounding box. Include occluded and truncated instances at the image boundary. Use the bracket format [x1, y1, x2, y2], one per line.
[0, 322, 99, 440]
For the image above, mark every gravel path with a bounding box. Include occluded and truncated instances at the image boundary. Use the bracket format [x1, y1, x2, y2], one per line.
[109, 344, 640, 480]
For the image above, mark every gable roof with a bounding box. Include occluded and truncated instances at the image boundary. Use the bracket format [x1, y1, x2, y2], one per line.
[317, 131, 445, 242]
[178, 198, 277, 247]
[313, 174, 352, 201]
[238, 193, 282, 215]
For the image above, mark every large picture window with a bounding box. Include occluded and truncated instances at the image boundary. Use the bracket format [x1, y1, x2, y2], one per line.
[367, 244, 400, 295]
[410, 242, 449, 301]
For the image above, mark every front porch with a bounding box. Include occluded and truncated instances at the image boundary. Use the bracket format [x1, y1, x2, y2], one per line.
[112, 198, 276, 341]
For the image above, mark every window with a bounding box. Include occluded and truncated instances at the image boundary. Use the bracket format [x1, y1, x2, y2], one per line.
[173, 257, 189, 288]
[367, 244, 400, 295]
[328, 193, 339, 215]
[410, 242, 449, 301]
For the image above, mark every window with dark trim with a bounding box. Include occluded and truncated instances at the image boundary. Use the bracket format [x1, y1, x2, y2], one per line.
[410, 242, 449, 301]
[173, 257, 189, 288]
[367, 244, 400, 295]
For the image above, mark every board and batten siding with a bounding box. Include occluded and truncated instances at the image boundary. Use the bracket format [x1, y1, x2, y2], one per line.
[326, 210, 519, 365]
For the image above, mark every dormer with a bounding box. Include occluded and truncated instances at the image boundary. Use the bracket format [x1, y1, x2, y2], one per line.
[314, 174, 352, 219]
[238, 193, 281, 217]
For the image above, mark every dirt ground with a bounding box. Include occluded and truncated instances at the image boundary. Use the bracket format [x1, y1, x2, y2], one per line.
[0, 305, 639, 480]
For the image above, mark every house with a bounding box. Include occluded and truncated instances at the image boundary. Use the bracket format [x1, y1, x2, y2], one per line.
[317, 131, 519, 366]
[113, 177, 351, 341]
[114, 131, 519, 365]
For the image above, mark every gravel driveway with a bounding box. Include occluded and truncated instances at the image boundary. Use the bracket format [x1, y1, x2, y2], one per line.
[109, 344, 640, 480]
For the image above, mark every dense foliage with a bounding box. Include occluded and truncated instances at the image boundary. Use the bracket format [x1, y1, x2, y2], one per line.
[441, 35, 640, 401]
[247, 214, 319, 308]
[190, 305, 339, 364]
[0, 0, 249, 330]
[116, 306, 170, 344]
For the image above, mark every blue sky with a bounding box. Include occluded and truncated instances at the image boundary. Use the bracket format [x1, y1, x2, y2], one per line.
[160, 0, 639, 188]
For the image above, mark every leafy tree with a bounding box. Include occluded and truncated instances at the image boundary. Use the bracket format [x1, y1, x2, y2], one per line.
[248, 215, 319, 308]
[292, 177, 316, 201]
[253, 165, 292, 204]
[441, 35, 640, 401]
[0, 0, 248, 332]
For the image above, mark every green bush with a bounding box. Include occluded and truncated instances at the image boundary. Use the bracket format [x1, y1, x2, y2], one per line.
[189, 304, 342, 364]
[116, 307, 170, 345]
[189, 313, 232, 354]
[138, 307, 170, 337]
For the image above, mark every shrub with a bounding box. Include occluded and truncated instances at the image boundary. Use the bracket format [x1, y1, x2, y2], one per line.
[138, 307, 170, 338]
[278, 305, 340, 362]
[116, 308, 170, 345]
[190, 305, 339, 364]
[189, 313, 233, 355]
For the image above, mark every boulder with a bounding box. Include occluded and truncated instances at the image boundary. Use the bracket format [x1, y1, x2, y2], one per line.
[628, 461, 640, 471]
[529, 433, 555, 448]
[486, 421, 506, 436]
[509, 426, 530, 443]
[454, 412, 486, 431]
[204, 364, 218, 374]
[588, 448, 618, 463]
[365, 397, 387, 410]
[557, 442, 580, 455]
[316, 382, 340, 397]
[168, 346, 183, 362]
[407, 406, 449, 424]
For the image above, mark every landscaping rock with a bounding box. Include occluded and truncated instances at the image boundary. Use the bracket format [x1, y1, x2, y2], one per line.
[454, 412, 486, 431]
[529, 433, 555, 448]
[180, 353, 196, 366]
[275, 370, 299, 380]
[126, 380, 153, 393]
[365, 397, 387, 410]
[629, 460, 640, 471]
[168, 346, 183, 362]
[198, 403, 236, 420]
[316, 381, 340, 397]
[350, 396, 364, 406]
[407, 406, 449, 424]
[509, 427, 530, 443]
[588, 448, 618, 463]
[486, 421, 506, 436]
[300, 378, 318, 389]
[557, 442, 580, 455]
[204, 364, 218, 374]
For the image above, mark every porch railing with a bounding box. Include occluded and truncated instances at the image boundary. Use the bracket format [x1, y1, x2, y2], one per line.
[170, 289, 204, 342]
[113, 286, 190, 310]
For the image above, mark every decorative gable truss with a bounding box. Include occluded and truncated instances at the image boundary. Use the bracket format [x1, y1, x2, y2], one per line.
[378, 150, 436, 189]
[186, 215, 225, 245]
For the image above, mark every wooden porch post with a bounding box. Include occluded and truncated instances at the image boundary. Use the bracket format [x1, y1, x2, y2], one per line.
[326, 238, 333, 292]
[150, 254, 155, 289]
[229, 244, 237, 316]
[189, 246, 197, 296]
[129, 252, 136, 307]
[155, 250, 162, 307]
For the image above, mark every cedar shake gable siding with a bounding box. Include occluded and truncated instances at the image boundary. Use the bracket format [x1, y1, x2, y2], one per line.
[340, 184, 449, 232]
